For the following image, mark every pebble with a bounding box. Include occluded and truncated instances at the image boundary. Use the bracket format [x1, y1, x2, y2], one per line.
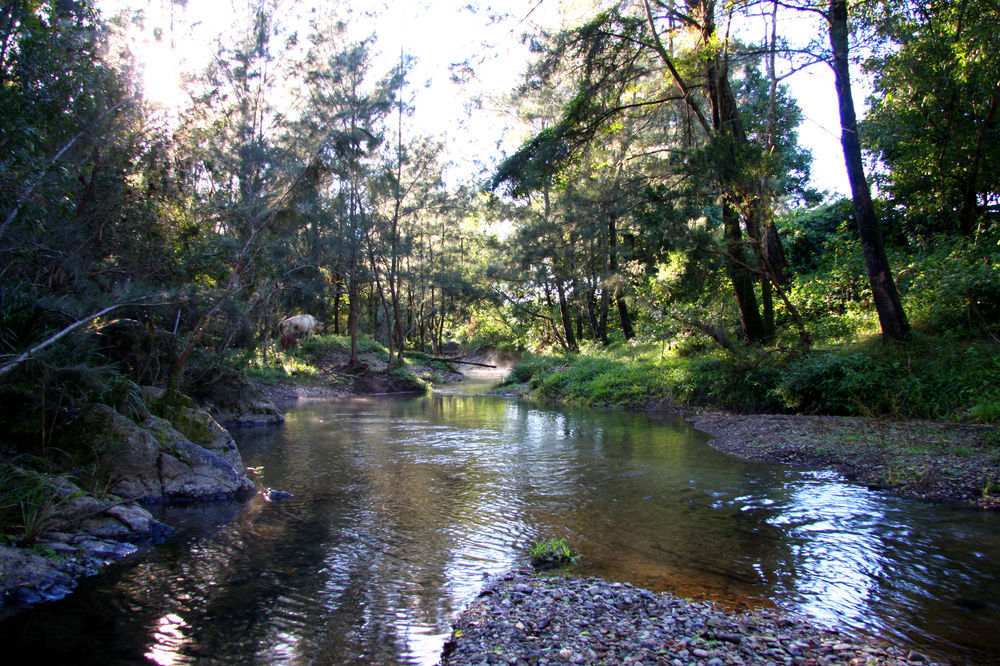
[441, 572, 949, 665]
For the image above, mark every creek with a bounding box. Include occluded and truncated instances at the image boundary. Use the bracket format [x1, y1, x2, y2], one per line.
[1, 381, 998, 664]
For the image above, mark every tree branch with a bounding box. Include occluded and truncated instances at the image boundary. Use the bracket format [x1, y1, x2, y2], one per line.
[642, 0, 713, 135]
[0, 97, 133, 243]
[0, 304, 121, 379]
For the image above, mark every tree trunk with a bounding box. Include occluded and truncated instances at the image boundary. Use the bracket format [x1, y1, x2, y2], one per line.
[607, 214, 635, 340]
[435, 293, 446, 352]
[598, 288, 609, 345]
[586, 288, 600, 340]
[958, 79, 1000, 235]
[543, 280, 569, 350]
[829, 0, 909, 342]
[616, 293, 635, 340]
[723, 199, 767, 343]
[557, 281, 577, 351]
[332, 286, 342, 335]
[347, 251, 361, 365]
[705, 3, 766, 344]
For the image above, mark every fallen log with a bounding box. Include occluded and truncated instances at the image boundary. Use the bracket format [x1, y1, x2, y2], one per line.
[427, 356, 497, 368]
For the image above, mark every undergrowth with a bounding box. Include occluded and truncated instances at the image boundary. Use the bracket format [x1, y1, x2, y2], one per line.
[504, 336, 1000, 422]
[230, 335, 439, 390]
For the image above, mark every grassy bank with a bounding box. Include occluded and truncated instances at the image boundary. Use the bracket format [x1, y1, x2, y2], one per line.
[499, 337, 1000, 506]
[498, 335, 1000, 423]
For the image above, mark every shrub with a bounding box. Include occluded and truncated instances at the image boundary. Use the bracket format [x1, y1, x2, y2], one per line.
[777, 352, 884, 415]
[901, 234, 1000, 339]
[498, 353, 565, 387]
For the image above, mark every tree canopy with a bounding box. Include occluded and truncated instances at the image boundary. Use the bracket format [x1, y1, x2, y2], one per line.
[0, 0, 997, 454]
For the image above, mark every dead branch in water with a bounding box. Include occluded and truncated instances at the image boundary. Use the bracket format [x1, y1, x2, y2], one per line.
[428, 357, 497, 368]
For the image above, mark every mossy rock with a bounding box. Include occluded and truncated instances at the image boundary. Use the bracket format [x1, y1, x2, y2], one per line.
[72, 397, 252, 503]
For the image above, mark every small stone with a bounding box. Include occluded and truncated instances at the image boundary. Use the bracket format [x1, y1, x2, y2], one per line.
[558, 648, 573, 660]
[692, 648, 710, 658]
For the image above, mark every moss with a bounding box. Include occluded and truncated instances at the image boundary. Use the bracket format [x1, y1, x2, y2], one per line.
[163, 407, 217, 448]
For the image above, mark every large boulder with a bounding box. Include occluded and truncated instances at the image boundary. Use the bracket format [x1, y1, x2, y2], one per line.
[188, 370, 284, 427]
[158, 439, 255, 501]
[81, 393, 256, 504]
[80, 404, 162, 501]
[45, 477, 168, 541]
[0, 546, 77, 607]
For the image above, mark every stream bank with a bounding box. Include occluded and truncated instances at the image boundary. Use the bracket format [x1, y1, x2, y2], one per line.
[0, 387, 258, 611]
[498, 382, 1000, 509]
[442, 571, 942, 665]
[689, 412, 1000, 509]
[0, 349, 468, 614]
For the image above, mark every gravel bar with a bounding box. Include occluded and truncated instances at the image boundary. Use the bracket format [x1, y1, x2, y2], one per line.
[441, 571, 942, 665]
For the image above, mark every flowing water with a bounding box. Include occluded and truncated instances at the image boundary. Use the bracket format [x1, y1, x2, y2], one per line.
[2, 381, 999, 664]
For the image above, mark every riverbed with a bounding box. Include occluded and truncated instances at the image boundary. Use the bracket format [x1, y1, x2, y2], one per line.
[0, 385, 998, 664]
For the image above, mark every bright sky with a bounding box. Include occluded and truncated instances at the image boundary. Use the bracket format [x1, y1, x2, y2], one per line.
[100, 0, 852, 197]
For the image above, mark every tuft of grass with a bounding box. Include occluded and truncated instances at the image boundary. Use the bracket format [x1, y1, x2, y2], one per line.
[528, 536, 580, 570]
[0, 464, 75, 546]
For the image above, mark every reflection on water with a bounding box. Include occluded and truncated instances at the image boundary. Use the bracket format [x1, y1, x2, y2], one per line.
[1, 391, 999, 664]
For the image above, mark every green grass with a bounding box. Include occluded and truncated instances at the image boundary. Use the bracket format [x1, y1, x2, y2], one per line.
[504, 336, 1000, 422]
[0, 464, 75, 546]
[229, 335, 441, 392]
[528, 537, 579, 569]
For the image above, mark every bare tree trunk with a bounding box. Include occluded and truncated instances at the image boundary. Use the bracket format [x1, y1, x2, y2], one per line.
[598, 288, 609, 345]
[347, 259, 360, 365]
[607, 215, 635, 340]
[435, 293, 446, 352]
[332, 286, 342, 335]
[723, 200, 766, 343]
[543, 280, 570, 350]
[829, 0, 909, 342]
[557, 280, 577, 351]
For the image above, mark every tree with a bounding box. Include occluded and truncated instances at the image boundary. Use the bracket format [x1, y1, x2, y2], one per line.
[0, 1, 178, 356]
[165, 0, 312, 389]
[827, 0, 909, 342]
[369, 54, 447, 368]
[860, 0, 1000, 236]
[494, 1, 812, 346]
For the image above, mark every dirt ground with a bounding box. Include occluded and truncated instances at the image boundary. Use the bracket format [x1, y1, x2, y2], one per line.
[688, 412, 1000, 508]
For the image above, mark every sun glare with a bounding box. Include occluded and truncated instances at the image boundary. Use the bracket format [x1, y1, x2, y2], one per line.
[142, 44, 185, 110]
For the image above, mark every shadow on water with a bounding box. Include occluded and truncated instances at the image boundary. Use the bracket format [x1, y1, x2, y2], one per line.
[1, 390, 999, 664]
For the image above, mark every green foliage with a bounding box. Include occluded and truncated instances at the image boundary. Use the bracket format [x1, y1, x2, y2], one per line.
[527, 536, 579, 570]
[776, 352, 880, 415]
[534, 355, 672, 408]
[518, 334, 1000, 421]
[777, 200, 856, 274]
[0, 465, 73, 546]
[389, 366, 429, 393]
[899, 233, 1000, 339]
[667, 353, 786, 413]
[498, 354, 566, 388]
[860, 0, 1000, 235]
